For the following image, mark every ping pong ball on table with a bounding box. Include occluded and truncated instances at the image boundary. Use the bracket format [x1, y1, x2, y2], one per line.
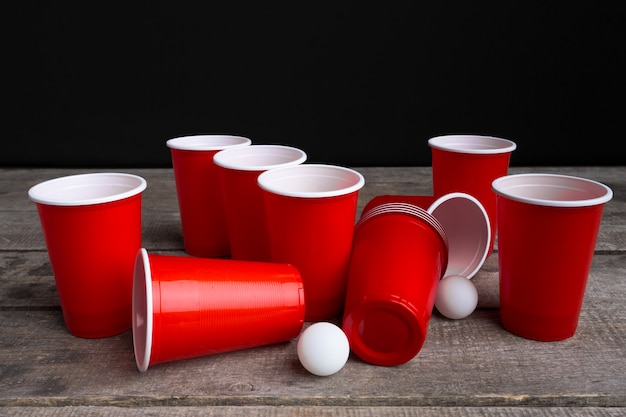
[297, 322, 350, 376]
[435, 275, 478, 319]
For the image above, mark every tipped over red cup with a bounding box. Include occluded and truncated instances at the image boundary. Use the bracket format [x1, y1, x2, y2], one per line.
[132, 249, 306, 371]
[342, 204, 448, 366]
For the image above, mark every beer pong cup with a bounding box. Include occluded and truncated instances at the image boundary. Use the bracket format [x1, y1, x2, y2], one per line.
[214, 145, 307, 262]
[492, 173, 613, 341]
[429, 134, 516, 257]
[167, 134, 252, 258]
[28, 173, 147, 338]
[362, 193, 490, 279]
[132, 248, 305, 372]
[342, 204, 448, 366]
[258, 164, 365, 321]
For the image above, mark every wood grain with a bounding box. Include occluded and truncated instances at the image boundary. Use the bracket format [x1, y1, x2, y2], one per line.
[1, 166, 624, 416]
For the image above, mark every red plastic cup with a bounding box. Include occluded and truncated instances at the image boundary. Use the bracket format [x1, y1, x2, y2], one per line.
[258, 164, 365, 321]
[132, 249, 305, 372]
[362, 193, 490, 279]
[492, 173, 613, 341]
[166, 134, 252, 258]
[28, 173, 147, 338]
[429, 134, 516, 257]
[342, 204, 448, 366]
[214, 145, 307, 262]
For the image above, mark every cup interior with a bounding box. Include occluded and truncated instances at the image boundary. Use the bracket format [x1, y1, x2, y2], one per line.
[213, 145, 307, 171]
[132, 248, 153, 372]
[492, 174, 613, 207]
[427, 193, 490, 279]
[257, 164, 365, 198]
[166, 135, 252, 151]
[428, 135, 517, 154]
[28, 173, 147, 206]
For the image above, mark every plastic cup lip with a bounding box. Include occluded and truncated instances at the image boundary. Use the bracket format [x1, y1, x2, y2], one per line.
[428, 134, 517, 154]
[357, 203, 447, 242]
[132, 248, 153, 373]
[257, 164, 365, 199]
[492, 173, 613, 208]
[213, 144, 307, 172]
[28, 172, 147, 207]
[166, 134, 252, 151]
[355, 204, 449, 270]
[360, 205, 446, 239]
[427, 192, 490, 279]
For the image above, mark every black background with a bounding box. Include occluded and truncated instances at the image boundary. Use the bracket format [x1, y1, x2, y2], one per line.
[5, 2, 625, 168]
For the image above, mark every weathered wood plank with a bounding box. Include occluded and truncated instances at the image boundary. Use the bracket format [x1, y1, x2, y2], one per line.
[0, 250, 500, 308]
[1, 167, 624, 416]
[2, 406, 626, 417]
[1, 254, 624, 407]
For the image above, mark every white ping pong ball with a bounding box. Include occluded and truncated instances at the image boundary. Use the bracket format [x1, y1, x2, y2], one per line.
[297, 322, 350, 376]
[435, 275, 478, 320]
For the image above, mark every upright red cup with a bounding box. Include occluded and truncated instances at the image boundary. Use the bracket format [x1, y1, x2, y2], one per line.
[167, 134, 252, 258]
[429, 134, 516, 257]
[258, 164, 365, 321]
[492, 173, 613, 341]
[28, 173, 147, 338]
[132, 249, 305, 371]
[214, 145, 307, 262]
[342, 204, 448, 366]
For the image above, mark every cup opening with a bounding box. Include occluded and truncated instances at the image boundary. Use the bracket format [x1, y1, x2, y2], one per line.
[257, 164, 365, 198]
[428, 135, 517, 154]
[492, 173, 613, 207]
[428, 192, 490, 279]
[132, 248, 153, 372]
[28, 173, 147, 206]
[213, 145, 307, 171]
[166, 135, 252, 151]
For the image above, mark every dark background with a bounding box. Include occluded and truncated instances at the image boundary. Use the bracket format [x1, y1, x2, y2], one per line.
[5, 2, 625, 168]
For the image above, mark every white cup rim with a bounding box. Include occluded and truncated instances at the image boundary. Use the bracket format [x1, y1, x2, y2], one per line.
[132, 248, 153, 372]
[257, 164, 365, 198]
[358, 204, 448, 245]
[28, 173, 147, 206]
[213, 144, 307, 171]
[492, 173, 613, 207]
[166, 134, 252, 151]
[428, 134, 517, 154]
[358, 203, 447, 240]
[428, 192, 490, 279]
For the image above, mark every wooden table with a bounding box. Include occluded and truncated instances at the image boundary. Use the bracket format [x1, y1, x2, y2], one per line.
[1, 166, 624, 417]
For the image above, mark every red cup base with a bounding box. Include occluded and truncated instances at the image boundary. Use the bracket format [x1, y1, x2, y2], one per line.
[343, 298, 426, 367]
[500, 307, 579, 342]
